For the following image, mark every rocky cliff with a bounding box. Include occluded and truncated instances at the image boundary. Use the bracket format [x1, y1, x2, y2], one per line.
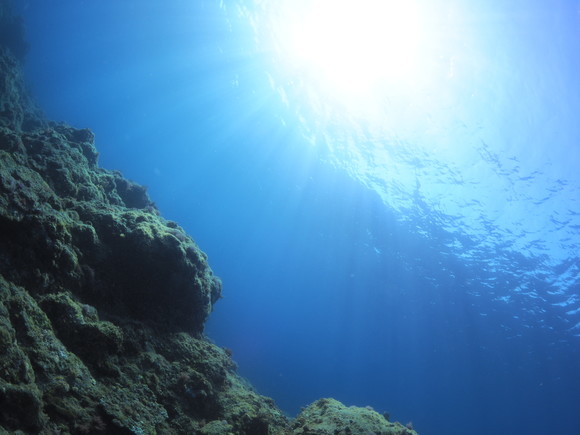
[0, 3, 419, 434]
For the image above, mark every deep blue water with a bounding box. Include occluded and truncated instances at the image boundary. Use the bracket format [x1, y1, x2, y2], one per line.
[18, 1, 580, 434]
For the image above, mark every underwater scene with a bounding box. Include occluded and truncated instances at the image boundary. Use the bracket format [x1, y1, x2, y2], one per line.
[1, 0, 579, 433]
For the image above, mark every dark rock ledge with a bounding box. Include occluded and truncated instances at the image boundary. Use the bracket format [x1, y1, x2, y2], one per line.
[0, 4, 419, 434]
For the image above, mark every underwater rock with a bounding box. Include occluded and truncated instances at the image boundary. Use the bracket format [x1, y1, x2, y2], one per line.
[0, 51, 42, 131]
[0, 4, 420, 433]
[0, 114, 222, 334]
[291, 398, 418, 435]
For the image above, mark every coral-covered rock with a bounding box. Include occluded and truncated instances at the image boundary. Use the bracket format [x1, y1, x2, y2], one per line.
[0, 383, 44, 432]
[0, 118, 221, 334]
[0, 270, 287, 434]
[0, 47, 36, 130]
[292, 398, 419, 435]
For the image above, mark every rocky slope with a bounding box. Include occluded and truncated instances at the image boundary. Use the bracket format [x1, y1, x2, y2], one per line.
[0, 4, 419, 434]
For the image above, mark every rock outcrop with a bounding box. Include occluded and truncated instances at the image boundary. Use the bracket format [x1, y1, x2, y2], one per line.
[0, 3, 419, 434]
[292, 399, 417, 435]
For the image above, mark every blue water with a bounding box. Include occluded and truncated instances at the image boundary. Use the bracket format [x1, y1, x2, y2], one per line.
[19, 1, 580, 434]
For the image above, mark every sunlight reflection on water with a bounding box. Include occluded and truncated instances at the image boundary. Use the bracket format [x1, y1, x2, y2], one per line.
[233, 0, 580, 335]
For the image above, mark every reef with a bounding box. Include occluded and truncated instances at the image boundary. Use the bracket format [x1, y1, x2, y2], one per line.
[0, 3, 419, 434]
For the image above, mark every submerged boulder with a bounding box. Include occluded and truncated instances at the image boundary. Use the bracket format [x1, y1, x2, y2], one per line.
[0, 113, 221, 335]
[292, 398, 418, 435]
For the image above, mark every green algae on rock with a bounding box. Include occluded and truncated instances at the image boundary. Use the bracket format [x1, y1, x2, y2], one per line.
[0, 276, 287, 434]
[292, 398, 418, 435]
[0, 118, 222, 334]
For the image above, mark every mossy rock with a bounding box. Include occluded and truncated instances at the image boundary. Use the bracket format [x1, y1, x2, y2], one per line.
[200, 419, 234, 435]
[0, 383, 44, 432]
[292, 398, 418, 435]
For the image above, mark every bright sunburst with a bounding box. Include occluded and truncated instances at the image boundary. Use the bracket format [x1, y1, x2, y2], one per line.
[273, 0, 423, 101]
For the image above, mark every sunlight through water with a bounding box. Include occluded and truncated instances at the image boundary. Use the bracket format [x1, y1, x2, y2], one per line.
[232, 0, 580, 337]
[273, 0, 423, 102]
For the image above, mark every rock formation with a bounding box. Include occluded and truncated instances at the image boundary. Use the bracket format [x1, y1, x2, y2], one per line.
[0, 2, 419, 433]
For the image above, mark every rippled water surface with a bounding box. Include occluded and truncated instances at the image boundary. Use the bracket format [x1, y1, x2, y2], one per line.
[241, 0, 580, 336]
